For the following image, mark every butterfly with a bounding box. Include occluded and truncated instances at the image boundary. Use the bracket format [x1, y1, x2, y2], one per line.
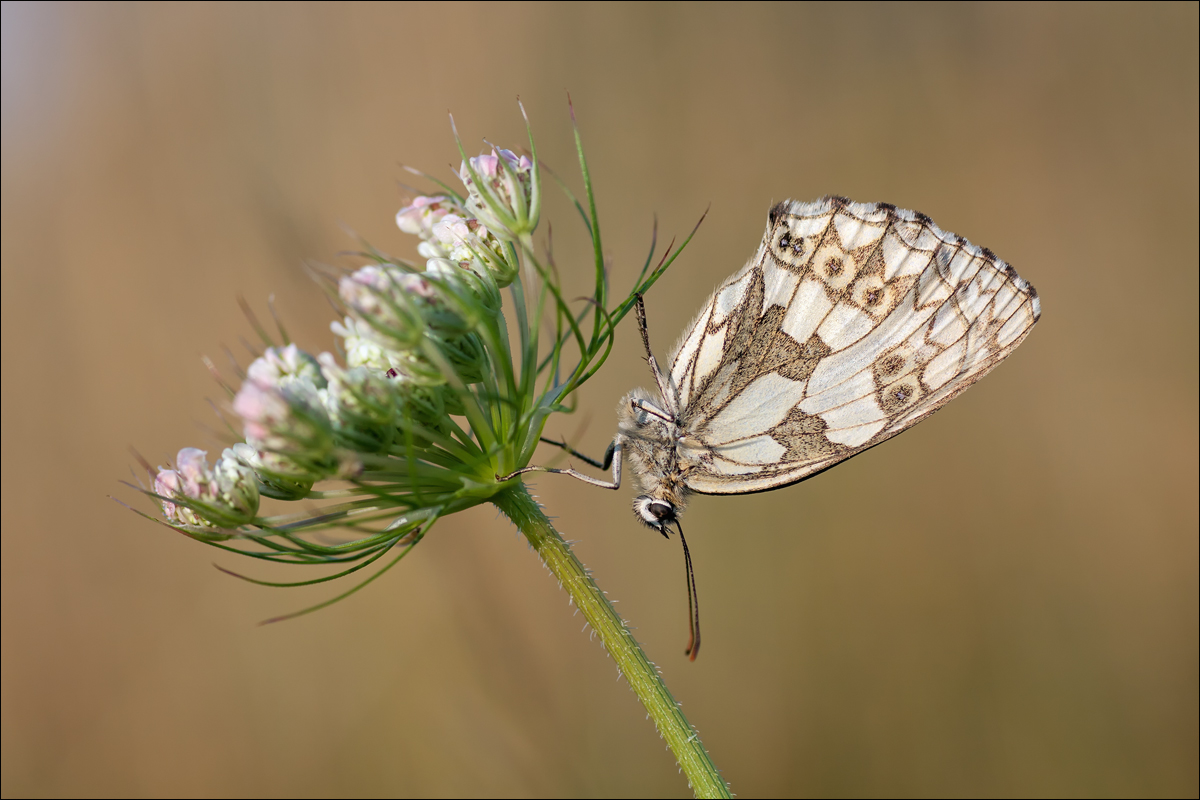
[505, 196, 1040, 659]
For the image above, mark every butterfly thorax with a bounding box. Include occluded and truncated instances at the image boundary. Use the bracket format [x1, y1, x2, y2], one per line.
[617, 387, 694, 525]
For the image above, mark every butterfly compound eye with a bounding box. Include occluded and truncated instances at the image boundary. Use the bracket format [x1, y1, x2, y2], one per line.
[634, 496, 677, 529]
[648, 502, 675, 522]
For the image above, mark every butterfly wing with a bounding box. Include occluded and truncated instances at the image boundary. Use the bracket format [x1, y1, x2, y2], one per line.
[668, 197, 1040, 495]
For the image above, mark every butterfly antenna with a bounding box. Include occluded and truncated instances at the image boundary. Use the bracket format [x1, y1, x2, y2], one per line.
[635, 295, 673, 408]
[677, 519, 701, 661]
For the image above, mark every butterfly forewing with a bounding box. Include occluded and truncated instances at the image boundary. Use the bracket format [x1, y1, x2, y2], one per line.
[669, 197, 1040, 495]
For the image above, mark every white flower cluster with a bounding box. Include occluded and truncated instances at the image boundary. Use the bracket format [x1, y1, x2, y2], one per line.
[154, 334, 412, 518]
[155, 138, 540, 526]
[393, 146, 537, 290]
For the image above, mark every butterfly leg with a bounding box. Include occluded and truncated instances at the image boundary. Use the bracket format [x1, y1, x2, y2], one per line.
[497, 437, 623, 490]
[536, 436, 614, 470]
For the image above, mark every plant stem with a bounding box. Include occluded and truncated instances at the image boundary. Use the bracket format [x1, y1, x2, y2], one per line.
[492, 484, 731, 799]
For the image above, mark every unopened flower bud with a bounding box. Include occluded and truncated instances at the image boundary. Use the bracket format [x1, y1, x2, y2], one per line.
[339, 265, 470, 343]
[175, 447, 211, 497]
[154, 447, 259, 528]
[154, 468, 205, 527]
[246, 344, 326, 390]
[332, 316, 399, 371]
[432, 214, 517, 288]
[318, 352, 399, 452]
[396, 195, 464, 259]
[423, 257, 464, 280]
[233, 379, 297, 446]
[210, 448, 260, 524]
[330, 316, 444, 386]
[424, 256, 502, 318]
[458, 147, 538, 238]
[233, 355, 336, 486]
[234, 377, 330, 451]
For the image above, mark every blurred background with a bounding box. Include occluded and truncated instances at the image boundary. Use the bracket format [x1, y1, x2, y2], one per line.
[2, 3, 1196, 797]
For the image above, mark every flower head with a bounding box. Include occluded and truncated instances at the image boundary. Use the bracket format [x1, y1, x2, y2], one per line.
[318, 352, 400, 452]
[432, 214, 517, 287]
[233, 347, 338, 493]
[154, 447, 260, 528]
[135, 103, 699, 667]
[339, 265, 470, 342]
[458, 147, 538, 238]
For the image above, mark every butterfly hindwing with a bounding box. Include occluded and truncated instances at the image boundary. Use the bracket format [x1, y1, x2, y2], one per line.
[668, 198, 1040, 495]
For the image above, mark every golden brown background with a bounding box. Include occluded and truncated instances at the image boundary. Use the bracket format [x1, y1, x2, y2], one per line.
[3, 3, 1196, 797]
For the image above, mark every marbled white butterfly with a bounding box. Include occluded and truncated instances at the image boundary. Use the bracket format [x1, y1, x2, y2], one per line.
[506, 197, 1040, 658]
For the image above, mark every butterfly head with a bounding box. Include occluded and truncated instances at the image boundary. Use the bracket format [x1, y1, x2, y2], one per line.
[635, 492, 701, 660]
[634, 495, 678, 537]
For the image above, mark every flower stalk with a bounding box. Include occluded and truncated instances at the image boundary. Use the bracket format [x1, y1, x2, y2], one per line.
[494, 484, 730, 799]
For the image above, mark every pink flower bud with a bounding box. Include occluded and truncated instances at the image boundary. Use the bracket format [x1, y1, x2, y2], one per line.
[246, 344, 325, 389]
[153, 468, 185, 521]
[395, 195, 460, 249]
[232, 380, 291, 443]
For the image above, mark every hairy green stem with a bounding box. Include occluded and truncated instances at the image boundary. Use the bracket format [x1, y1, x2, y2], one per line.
[492, 484, 731, 798]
